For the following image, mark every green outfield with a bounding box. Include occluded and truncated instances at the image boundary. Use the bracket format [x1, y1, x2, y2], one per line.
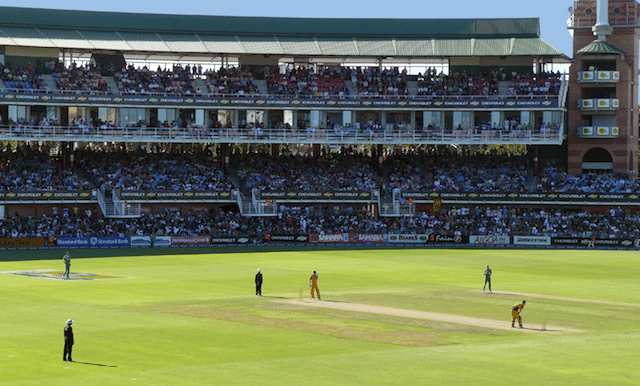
[1, 247, 639, 386]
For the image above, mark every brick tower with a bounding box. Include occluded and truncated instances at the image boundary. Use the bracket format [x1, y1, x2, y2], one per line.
[567, 0, 640, 177]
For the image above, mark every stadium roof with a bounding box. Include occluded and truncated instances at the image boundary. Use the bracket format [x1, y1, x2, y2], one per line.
[0, 6, 568, 61]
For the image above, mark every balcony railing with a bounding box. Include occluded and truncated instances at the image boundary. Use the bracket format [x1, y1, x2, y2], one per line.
[578, 98, 619, 111]
[577, 126, 619, 138]
[0, 124, 564, 145]
[577, 71, 620, 83]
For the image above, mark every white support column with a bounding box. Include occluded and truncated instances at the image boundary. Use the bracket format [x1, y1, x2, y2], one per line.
[542, 111, 553, 127]
[423, 111, 432, 126]
[310, 109, 321, 128]
[98, 107, 108, 122]
[520, 111, 531, 129]
[158, 109, 167, 125]
[453, 111, 462, 129]
[166, 109, 176, 125]
[231, 110, 238, 128]
[7, 105, 17, 122]
[284, 110, 294, 127]
[491, 111, 502, 128]
[460, 111, 472, 128]
[195, 109, 205, 126]
[18, 106, 29, 121]
[380, 111, 388, 126]
[342, 110, 353, 126]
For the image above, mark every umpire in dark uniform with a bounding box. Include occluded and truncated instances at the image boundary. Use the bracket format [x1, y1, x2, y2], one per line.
[255, 268, 263, 296]
[63, 319, 74, 362]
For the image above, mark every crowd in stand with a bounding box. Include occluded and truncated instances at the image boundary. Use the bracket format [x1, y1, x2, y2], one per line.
[265, 65, 349, 98]
[386, 151, 530, 193]
[535, 165, 640, 193]
[3, 145, 640, 194]
[509, 71, 561, 96]
[77, 148, 234, 191]
[1, 63, 46, 92]
[1, 61, 563, 98]
[2, 204, 638, 240]
[51, 62, 109, 94]
[237, 151, 380, 191]
[205, 66, 259, 96]
[0, 144, 90, 191]
[417, 69, 499, 96]
[417, 68, 560, 97]
[114, 65, 201, 96]
[350, 67, 408, 97]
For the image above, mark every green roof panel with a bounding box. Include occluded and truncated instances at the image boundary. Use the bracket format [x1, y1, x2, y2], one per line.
[0, 6, 541, 38]
[577, 39, 624, 55]
[278, 38, 321, 56]
[0, 26, 54, 47]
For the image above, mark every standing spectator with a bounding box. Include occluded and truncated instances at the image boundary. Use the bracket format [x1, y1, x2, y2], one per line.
[483, 265, 492, 293]
[309, 270, 321, 300]
[255, 268, 263, 297]
[62, 251, 71, 279]
[63, 319, 74, 362]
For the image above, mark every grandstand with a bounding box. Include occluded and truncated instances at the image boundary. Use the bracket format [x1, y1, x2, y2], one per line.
[0, 2, 639, 249]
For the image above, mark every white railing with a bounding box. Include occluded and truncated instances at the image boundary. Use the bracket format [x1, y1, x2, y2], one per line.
[379, 189, 416, 217]
[237, 191, 277, 217]
[112, 189, 141, 218]
[97, 187, 141, 218]
[97, 188, 108, 215]
[0, 125, 564, 145]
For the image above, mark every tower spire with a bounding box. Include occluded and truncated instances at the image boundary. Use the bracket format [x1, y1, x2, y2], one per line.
[593, 0, 613, 41]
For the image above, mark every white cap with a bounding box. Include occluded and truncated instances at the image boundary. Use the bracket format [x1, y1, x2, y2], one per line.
[257, 268, 261, 272]
[67, 319, 73, 325]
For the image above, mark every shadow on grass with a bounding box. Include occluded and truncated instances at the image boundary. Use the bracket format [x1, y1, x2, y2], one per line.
[75, 361, 117, 367]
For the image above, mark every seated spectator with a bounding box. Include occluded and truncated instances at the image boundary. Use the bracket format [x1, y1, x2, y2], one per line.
[238, 150, 380, 191]
[77, 147, 234, 191]
[205, 66, 259, 96]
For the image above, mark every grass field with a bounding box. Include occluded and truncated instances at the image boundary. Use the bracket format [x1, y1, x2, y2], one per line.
[1, 247, 639, 386]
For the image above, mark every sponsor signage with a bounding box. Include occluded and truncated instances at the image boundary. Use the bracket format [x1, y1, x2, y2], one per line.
[130, 236, 172, 247]
[309, 233, 349, 243]
[551, 237, 580, 246]
[0, 92, 559, 109]
[469, 235, 510, 245]
[259, 191, 373, 201]
[210, 237, 239, 244]
[349, 234, 386, 243]
[513, 236, 551, 246]
[172, 236, 211, 245]
[119, 191, 235, 201]
[0, 238, 45, 249]
[403, 191, 640, 204]
[266, 234, 309, 243]
[551, 237, 634, 248]
[0, 191, 95, 202]
[429, 234, 467, 244]
[388, 234, 430, 243]
[56, 237, 131, 248]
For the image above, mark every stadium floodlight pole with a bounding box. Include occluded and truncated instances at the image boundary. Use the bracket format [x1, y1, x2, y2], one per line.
[593, 0, 613, 41]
